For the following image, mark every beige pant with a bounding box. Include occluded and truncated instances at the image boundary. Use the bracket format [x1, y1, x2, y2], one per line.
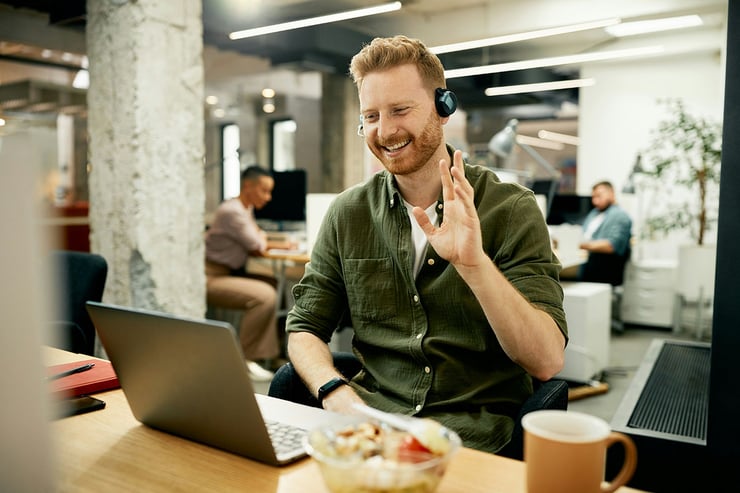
[205, 260, 279, 360]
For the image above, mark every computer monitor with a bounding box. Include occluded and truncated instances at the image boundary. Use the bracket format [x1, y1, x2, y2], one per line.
[254, 169, 307, 225]
[546, 194, 593, 225]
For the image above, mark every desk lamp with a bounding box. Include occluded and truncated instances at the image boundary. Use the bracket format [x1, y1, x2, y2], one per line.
[488, 119, 562, 216]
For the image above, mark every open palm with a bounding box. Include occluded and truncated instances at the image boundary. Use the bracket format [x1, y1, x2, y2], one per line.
[412, 150, 483, 269]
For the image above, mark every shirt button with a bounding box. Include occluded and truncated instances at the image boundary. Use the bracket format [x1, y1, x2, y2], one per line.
[416, 333, 422, 339]
[427, 258, 435, 266]
[424, 366, 431, 373]
[413, 295, 419, 302]
[415, 404, 422, 411]
[437, 203, 443, 210]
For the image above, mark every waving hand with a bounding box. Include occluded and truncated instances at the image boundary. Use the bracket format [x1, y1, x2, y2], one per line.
[412, 150, 485, 270]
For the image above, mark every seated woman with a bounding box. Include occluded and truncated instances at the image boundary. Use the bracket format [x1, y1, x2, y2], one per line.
[205, 165, 295, 381]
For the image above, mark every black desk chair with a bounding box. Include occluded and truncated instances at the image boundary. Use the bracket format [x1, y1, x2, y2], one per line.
[268, 352, 568, 461]
[50, 250, 108, 356]
[579, 245, 631, 332]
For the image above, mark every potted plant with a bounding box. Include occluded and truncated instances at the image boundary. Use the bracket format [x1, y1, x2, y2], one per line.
[638, 98, 722, 246]
[637, 98, 722, 335]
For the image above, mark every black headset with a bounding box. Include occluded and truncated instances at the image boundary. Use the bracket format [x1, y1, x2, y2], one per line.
[434, 87, 458, 117]
[357, 87, 458, 136]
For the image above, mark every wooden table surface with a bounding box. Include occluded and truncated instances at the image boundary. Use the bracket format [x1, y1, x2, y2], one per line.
[48, 347, 648, 492]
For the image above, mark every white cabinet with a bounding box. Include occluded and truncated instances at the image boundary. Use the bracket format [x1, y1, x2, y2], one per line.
[620, 260, 677, 328]
[558, 282, 612, 383]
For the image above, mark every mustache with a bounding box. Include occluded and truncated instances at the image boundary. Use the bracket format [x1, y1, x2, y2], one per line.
[376, 136, 410, 147]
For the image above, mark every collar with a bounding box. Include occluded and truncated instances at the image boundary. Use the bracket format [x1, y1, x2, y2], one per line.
[383, 144, 458, 211]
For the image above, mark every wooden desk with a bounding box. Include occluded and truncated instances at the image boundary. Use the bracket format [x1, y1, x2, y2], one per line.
[556, 248, 588, 270]
[48, 348, 646, 493]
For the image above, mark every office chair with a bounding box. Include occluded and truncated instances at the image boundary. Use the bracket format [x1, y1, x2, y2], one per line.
[579, 245, 631, 333]
[268, 352, 568, 461]
[495, 378, 569, 460]
[49, 250, 108, 356]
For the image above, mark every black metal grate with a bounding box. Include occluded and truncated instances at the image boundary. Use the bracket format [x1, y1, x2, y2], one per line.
[627, 342, 710, 440]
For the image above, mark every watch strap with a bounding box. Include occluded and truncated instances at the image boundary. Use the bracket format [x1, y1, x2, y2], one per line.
[317, 377, 348, 403]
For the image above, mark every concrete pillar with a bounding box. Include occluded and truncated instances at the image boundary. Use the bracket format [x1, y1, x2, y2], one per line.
[86, 0, 206, 318]
[321, 72, 365, 191]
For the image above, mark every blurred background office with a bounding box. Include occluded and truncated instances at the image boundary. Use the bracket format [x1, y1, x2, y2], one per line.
[0, 1, 734, 491]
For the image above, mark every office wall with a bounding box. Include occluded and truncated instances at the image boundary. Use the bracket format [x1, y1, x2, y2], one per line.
[579, 33, 725, 262]
[579, 55, 723, 197]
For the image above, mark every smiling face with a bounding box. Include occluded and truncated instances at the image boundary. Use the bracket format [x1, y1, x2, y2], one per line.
[359, 63, 446, 176]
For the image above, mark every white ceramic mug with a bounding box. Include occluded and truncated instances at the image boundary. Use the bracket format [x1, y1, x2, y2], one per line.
[521, 410, 637, 493]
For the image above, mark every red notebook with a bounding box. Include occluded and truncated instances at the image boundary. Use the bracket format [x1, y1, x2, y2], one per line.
[47, 359, 120, 398]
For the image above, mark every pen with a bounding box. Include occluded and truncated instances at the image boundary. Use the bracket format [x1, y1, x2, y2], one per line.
[47, 363, 95, 381]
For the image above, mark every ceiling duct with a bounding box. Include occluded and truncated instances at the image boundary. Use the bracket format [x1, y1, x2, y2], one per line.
[0, 79, 86, 115]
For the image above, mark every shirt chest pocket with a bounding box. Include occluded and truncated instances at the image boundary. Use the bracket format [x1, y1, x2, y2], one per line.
[343, 257, 398, 322]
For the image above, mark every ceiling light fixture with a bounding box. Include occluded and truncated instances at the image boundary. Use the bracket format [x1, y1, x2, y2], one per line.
[72, 69, 89, 90]
[516, 135, 564, 151]
[447, 46, 663, 79]
[229, 1, 402, 40]
[538, 130, 580, 146]
[484, 78, 595, 97]
[430, 18, 621, 54]
[489, 119, 562, 215]
[605, 14, 702, 37]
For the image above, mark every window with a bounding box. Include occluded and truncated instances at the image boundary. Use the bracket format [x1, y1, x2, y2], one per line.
[221, 123, 240, 199]
[271, 119, 296, 171]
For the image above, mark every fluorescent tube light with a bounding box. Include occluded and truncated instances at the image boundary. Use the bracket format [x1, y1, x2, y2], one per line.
[605, 15, 702, 37]
[229, 1, 402, 40]
[484, 78, 595, 97]
[516, 135, 564, 151]
[72, 69, 89, 89]
[446, 46, 663, 79]
[538, 130, 580, 146]
[430, 18, 620, 54]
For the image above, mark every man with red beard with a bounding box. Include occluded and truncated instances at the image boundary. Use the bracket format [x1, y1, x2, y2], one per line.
[283, 36, 567, 454]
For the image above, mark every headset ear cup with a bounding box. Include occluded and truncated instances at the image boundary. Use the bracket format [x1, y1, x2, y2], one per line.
[435, 88, 458, 117]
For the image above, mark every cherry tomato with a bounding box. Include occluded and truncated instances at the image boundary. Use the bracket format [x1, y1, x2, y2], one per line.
[397, 434, 432, 463]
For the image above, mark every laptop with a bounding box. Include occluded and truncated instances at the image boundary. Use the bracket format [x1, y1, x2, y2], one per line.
[85, 301, 310, 466]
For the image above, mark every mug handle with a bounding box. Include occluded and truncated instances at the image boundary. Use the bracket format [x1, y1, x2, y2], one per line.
[601, 431, 638, 493]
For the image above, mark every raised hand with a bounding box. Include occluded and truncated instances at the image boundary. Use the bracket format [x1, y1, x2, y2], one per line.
[412, 150, 484, 270]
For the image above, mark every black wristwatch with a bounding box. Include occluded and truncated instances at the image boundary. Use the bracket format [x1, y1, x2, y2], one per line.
[317, 377, 348, 404]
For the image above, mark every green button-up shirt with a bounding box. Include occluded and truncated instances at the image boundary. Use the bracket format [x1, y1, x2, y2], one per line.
[286, 156, 567, 453]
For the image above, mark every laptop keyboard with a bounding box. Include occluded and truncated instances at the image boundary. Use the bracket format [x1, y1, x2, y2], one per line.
[266, 420, 307, 456]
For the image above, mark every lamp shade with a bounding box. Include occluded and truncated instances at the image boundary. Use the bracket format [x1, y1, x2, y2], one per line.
[488, 119, 519, 157]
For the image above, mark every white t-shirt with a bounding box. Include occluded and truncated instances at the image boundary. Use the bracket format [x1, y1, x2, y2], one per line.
[583, 211, 605, 241]
[403, 200, 439, 278]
